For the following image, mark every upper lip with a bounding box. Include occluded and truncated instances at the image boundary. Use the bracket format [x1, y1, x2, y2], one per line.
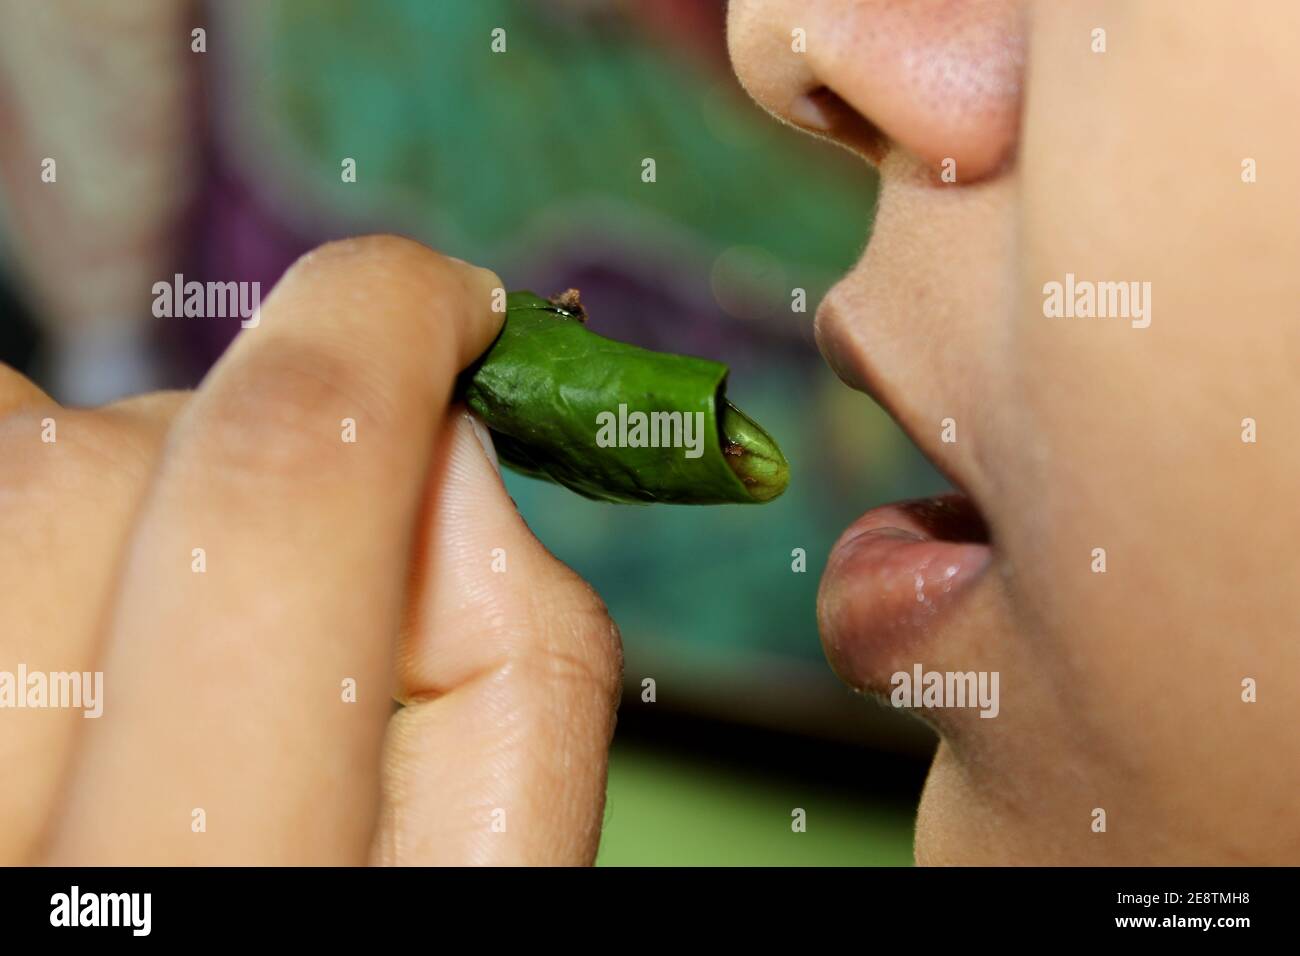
[814, 285, 924, 441]
[815, 286, 986, 520]
[813, 288, 873, 399]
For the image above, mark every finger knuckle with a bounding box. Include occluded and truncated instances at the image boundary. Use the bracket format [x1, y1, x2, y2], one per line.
[186, 343, 399, 486]
[528, 582, 624, 703]
[283, 235, 464, 307]
[0, 363, 49, 419]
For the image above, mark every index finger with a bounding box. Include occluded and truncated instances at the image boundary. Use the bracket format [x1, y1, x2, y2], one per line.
[45, 235, 503, 864]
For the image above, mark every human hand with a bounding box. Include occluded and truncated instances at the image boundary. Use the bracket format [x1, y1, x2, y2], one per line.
[0, 235, 622, 865]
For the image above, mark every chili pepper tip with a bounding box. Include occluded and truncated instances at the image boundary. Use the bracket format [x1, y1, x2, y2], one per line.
[720, 398, 789, 502]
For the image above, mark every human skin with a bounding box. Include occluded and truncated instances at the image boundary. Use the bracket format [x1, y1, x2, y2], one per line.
[728, 0, 1300, 863]
[0, 236, 621, 864]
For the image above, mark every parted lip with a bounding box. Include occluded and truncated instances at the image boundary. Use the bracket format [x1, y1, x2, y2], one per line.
[818, 495, 992, 693]
[813, 284, 996, 693]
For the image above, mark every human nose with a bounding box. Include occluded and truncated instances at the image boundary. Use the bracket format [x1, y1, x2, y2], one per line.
[727, 0, 1026, 181]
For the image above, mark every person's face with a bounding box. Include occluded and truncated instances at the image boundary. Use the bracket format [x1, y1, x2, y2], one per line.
[729, 0, 1300, 864]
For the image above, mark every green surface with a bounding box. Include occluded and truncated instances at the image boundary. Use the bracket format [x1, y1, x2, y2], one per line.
[596, 744, 916, 866]
[465, 291, 787, 504]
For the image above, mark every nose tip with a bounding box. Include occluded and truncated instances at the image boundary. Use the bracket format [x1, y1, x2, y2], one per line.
[727, 0, 1026, 181]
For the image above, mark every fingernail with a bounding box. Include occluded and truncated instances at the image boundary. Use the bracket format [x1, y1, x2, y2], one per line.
[465, 410, 500, 474]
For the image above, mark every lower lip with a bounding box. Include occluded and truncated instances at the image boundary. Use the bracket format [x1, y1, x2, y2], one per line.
[817, 496, 992, 692]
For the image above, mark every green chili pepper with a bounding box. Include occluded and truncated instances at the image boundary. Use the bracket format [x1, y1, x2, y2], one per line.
[460, 290, 789, 505]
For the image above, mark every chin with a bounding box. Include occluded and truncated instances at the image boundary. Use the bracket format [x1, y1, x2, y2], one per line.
[913, 742, 1013, 867]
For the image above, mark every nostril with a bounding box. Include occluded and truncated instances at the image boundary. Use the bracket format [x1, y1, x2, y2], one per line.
[788, 86, 836, 131]
[791, 86, 887, 164]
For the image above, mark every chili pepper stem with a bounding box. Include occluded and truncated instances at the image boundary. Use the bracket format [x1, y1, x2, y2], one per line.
[549, 288, 586, 322]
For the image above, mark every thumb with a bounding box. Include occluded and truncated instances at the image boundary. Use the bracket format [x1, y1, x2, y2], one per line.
[374, 407, 623, 865]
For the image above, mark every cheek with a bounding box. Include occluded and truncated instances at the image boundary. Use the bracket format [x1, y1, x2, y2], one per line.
[995, 0, 1300, 784]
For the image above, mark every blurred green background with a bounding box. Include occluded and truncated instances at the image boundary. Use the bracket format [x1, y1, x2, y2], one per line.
[0, 0, 942, 864]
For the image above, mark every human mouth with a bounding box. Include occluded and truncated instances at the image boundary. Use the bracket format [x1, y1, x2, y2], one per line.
[818, 494, 992, 694]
